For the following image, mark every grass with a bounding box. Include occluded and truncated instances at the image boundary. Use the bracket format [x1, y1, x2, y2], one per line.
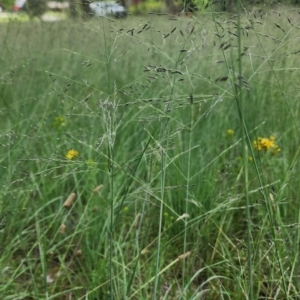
[1, 3, 300, 299]
[0, 12, 67, 23]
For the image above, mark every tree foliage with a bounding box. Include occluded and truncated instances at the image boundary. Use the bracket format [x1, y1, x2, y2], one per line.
[182, 0, 200, 12]
[0, 0, 15, 10]
[68, 0, 91, 18]
[81, 0, 91, 15]
[25, 0, 48, 17]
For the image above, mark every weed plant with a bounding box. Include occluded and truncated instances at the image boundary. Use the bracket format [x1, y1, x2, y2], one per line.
[1, 3, 300, 300]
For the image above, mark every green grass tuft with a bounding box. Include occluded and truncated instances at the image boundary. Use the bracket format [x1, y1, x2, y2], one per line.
[1, 5, 300, 299]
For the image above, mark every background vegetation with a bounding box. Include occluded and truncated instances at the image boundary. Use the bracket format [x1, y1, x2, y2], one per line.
[1, 2, 300, 299]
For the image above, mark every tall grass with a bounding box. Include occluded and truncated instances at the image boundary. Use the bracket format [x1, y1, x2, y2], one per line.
[1, 3, 300, 299]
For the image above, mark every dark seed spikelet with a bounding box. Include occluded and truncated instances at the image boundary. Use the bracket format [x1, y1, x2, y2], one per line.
[274, 22, 285, 32]
[215, 76, 228, 82]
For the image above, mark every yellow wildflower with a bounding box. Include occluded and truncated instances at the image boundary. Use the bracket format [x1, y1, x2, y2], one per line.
[253, 136, 280, 155]
[226, 129, 234, 136]
[53, 116, 66, 128]
[272, 145, 281, 156]
[66, 149, 79, 160]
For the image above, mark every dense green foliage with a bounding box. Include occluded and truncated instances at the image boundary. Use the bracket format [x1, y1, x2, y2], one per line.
[129, 0, 167, 14]
[1, 5, 300, 299]
[25, 0, 48, 17]
[0, 0, 14, 10]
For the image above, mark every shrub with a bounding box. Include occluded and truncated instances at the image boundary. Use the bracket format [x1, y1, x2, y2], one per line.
[129, 0, 166, 15]
[25, 0, 48, 18]
[0, 0, 15, 10]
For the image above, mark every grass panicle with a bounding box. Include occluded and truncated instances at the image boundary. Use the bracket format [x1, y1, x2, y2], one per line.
[1, 2, 300, 299]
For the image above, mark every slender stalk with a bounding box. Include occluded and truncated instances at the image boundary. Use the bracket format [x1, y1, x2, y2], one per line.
[153, 146, 165, 300]
[235, 0, 253, 298]
[182, 97, 194, 293]
[108, 109, 115, 300]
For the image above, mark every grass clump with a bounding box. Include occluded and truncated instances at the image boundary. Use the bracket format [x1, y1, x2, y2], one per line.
[1, 3, 300, 299]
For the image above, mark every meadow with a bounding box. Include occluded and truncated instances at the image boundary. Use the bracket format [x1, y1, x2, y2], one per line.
[1, 5, 300, 299]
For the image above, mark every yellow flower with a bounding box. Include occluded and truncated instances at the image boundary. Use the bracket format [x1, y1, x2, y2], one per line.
[253, 136, 280, 155]
[226, 129, 234, 136]
[66, 149, 79, 160]
[272, 145, 281, 156]
[53, 116, 66, 128]
[248, 156, 253, 162]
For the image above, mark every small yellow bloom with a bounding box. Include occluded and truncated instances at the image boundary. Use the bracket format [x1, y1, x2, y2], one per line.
[261, 138, 275, 150]
[53, 116, 66, 128]
[253, 136, 280, 155]
[272, 146, 281, 156]
[226, 129, 234, 136]
[66, 149, 79, 160]
[248, 156, 253, 162]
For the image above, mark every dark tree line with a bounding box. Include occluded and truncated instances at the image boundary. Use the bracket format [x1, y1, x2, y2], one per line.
[10, 0, 300, 18]
[69, 0, 91, 17]
[170, 0, 300, 13]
